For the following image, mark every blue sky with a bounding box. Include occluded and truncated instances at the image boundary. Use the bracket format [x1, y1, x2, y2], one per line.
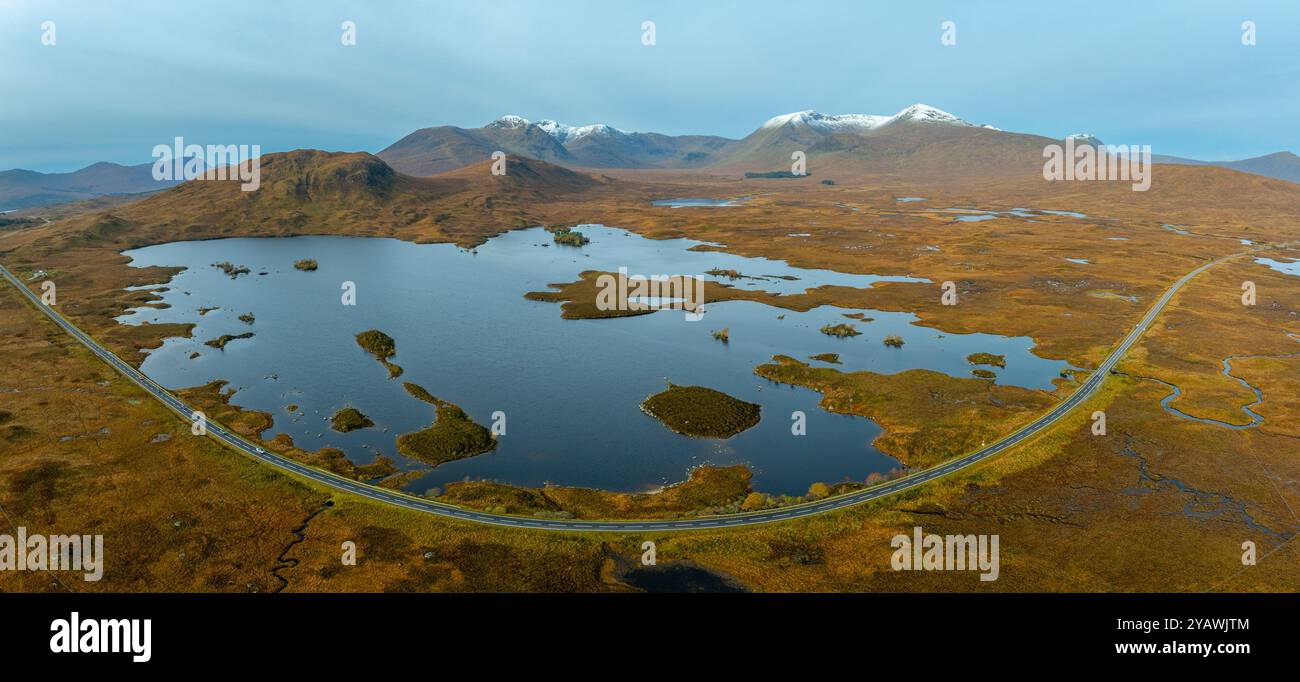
[2, 0, 1297, 172]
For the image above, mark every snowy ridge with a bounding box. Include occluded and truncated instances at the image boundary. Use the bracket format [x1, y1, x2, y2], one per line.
[488, 115, 626, 143]
[761, 103, 985, 132]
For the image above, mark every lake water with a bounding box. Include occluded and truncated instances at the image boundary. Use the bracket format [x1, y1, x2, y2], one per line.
[117, 225, 1070, 495]
[651, 197, 747, 208]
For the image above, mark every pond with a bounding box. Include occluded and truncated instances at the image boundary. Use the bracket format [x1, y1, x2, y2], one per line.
[117, 225, 1070, 495]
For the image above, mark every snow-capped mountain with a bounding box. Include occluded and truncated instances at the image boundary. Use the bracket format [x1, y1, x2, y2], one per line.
[1066, 133, 1104, 147]
[379, 115, 732, 175]
[760, 111, 891, 132]
[760, 104, 983, 133]
[534, 119, 627, 144]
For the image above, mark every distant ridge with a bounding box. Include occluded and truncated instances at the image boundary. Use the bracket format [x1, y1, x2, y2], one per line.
[0, 161, 181, 211]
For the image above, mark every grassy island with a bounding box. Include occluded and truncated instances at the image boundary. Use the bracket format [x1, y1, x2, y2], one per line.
[966, 352, 1006, 368]
[883, 335, 905, 348]
[712, 328, 729, 343]
[211, 261, 250, 278]
[396, 382, 496, 466]
[641, 384, 761, 438]
[331, 406, 374, 432]
[820, 323, 861, 338]
[810, 353, 841, 364]
[549, 226, 590, 246]
[294, 259, 318, 271]
[237, 312, 255, 325]
[203, 332, 254, 349]
[355, 329, 403, 378]
[972, 368, 997, 379]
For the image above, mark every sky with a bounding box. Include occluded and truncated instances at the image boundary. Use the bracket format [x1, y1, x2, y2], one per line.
[2, 0, 1298, 172]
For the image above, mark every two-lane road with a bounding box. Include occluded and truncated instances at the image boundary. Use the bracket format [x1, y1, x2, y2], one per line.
[0, 250, 1253, 532]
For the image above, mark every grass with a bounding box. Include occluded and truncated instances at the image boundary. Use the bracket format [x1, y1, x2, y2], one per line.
[238, 312, 255, 325]
[883, 335, 905, 348]
[396, 382, 496, 466]
[293, 259, 318, 271]
[640, 384, 761, 438]
[809, 353, 841, 364]
[330, 407, 374, 432]
[4, 146, 1299, 592]
[203, 332, 254, 349]
[711, 328, 729, 343]
[967, 352, 1006, 367]
[549, 226, 590, 246]
[972, 368, 997, 379]
[212, 261, 250, 278]
[820, 323, 860, 338]
[355, 329, 402, 378]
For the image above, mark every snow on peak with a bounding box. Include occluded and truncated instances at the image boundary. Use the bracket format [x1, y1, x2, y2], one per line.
[535, 120, 624, 143]
[1066, 133, 1104, 146]
[488, 115, 531, 129]
[888, 103, 970, 125]
[761, 104, 978, 133]
[761, 110, 889, 131]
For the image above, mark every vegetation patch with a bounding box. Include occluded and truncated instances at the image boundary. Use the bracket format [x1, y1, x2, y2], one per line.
[330, 407, 374, 432]
[820, 323, 861, 338]
[355, 329, 402, 378]
[439, 465, 754, 520]
[967, 352, 1006, 368]
[203, 332, 254, 349]
[744, 170, 810, 179]
[549, 226, 590, 246]
[711, 328, 729, 343]
[810, 353, 841, 364]
[754, 355, 1054, 468]
[883, 335, 905, 348]
[211, 261, 250, 278]
[396, 383, 496, 466]
[641, 384, 760, 438]
[293, 259, 318, 271]
[972, 368, 997, 379]
[237, 312, 255, 325]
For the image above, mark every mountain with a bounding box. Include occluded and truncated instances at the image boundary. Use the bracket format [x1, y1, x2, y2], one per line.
[0, 161, 181, 211]
[378, 115, 735, 175]
[712, 103, 1046, 178]
[1073, 137, 1300, 185]
[9, 151, 607, 254]
[1152, 151, 1300, 184]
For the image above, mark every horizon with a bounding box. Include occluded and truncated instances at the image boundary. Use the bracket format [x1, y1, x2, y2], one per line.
[3, 0, 1299, 172]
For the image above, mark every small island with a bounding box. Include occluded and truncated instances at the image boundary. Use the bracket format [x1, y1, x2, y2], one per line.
[972, 368, 997, 379]
[294, 259, 318, 271]
[967, 352, 1006, 368]
[549, 226, 590, 246]
[711, 328, 729, 343]
[883, 334, 905, 348]
[810, 353, 841, 364]
[355, 329, 403, 378]
[640, 383, 761, 438]
[237, 312, 255, 325]
[820, 323, 861, 338]
[397, 382, 496, 466]
[203, 332, 255, 349]
[331, 406, 374, 432]
[211, 261, 250, 279]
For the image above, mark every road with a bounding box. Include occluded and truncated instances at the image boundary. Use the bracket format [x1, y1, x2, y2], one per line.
[0, 251, 1251, 532]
